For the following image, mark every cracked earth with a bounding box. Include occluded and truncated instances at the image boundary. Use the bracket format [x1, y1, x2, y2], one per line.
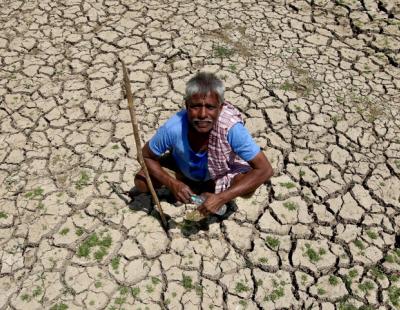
[1, 0, 400, 309]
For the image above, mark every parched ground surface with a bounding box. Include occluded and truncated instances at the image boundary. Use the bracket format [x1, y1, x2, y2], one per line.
[1, 0, 400, 309]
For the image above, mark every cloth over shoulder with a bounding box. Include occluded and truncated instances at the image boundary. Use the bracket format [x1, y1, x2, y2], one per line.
[208, 102, 253, 193]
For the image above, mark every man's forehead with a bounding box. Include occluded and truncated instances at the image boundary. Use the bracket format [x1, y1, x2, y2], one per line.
[190, 92, 219, 102]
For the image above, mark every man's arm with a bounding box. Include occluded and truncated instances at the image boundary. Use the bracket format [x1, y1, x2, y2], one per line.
[142, 142, 194, 203]
[197, 151, 273, 215]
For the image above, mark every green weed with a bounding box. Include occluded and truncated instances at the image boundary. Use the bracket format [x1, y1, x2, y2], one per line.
[213, 44, 235, 58]
[329, 276, 339, 286]
[235, 281, 250, 293]
[25, 187, 44, 198]
[111, 256, 120, 271]
[279, 182, 296, 189]
[75, 171, 90, 190]
[283, 201, 298, 211]
[182, 274, 193, 290]
[265, 236, 280, 249]
[59, 228, 70, 236]
[50, 303, 68, 310]
[0, 212, 8, 219]
[76, 232, 112, 261]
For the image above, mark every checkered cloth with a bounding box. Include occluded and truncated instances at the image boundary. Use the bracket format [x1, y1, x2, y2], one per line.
[208, 102, 251, 193]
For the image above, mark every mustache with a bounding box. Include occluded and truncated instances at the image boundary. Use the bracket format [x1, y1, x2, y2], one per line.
[193, 118, 213, 123]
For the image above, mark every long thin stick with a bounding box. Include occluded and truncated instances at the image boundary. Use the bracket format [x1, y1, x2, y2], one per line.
[121, 60, 168, 229]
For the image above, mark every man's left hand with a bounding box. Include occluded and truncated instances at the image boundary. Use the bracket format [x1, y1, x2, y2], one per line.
[197, 192, 226, 216]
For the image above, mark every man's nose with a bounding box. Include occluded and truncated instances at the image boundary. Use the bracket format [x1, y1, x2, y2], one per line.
[199, 106, 207, 118]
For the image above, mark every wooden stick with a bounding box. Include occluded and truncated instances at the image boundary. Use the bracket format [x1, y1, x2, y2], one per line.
[120, 60, 168, 229]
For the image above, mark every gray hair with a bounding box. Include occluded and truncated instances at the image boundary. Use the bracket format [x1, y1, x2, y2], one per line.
[185, 72, 224, 104]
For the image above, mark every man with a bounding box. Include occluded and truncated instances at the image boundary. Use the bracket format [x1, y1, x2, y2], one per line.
[134, 72, 273, 216]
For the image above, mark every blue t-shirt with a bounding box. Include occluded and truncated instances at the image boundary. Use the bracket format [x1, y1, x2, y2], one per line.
[149, 110, 260, 181]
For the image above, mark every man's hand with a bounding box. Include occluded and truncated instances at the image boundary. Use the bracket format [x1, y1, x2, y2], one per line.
[170, 180, 193, 204]
[197, 192, 226, 216]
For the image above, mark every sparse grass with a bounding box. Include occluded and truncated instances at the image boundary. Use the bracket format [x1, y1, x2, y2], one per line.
[348, 269, 358, 278]
[111, 256, 120, 271]
[329, 275, 339, 286]
[94, 281, 102, 288]
[283, 201, 298, 211]
[235, 281, 250, 293]
[265, 236, 280, 249]
[0, 211, 8, 219]
[317, 287, 326, 295]
[358, 281, 374, 295]
[279, 182, 296, 189]
[59, 228, 70, 236]
[303, 243, 326, 262]
[258, 257, 268, 264]
[75, 228, 84, 236]
[131, 287, 140, 298]
[151, 276, 161, 285]
[50, 303, 68, 310]
[366, 230, 377, 240]
[75, 171, 90, 190]
[390, 274, 400, 282]
[182, 274, 193, 290]
[213, 44, 235, 58]
[25, 187, 44, 198]
[228, 64, 237, 71]
[388, 286, 400, 307]
[369, 266, 385, 280]
[21, 293, 31, 302]
[77, 232, 112, 261]
[264, 286, 284, 302]
[111, 144, 119, 149]
[395, 160, 400, 170]
[353, 239, 365, 250]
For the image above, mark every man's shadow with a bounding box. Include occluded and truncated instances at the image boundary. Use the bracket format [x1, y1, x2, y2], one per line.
[112, 184, 235, 236]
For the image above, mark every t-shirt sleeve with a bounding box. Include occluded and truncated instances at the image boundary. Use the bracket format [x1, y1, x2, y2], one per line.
[148, 125, 172, 157]
[227, 122, 261, 161]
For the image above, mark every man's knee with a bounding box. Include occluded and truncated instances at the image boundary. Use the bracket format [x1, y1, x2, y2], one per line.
[134, 170, 149, 193]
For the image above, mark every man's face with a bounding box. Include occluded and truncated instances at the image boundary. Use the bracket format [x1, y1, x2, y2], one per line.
[186, 92, 222, 134]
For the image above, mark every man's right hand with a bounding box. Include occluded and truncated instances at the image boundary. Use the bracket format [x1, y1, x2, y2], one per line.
[170, 180, 194, 204]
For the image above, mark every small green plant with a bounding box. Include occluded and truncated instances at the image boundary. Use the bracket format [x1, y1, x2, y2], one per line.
[299, 169, 305, 177]
[280, 81, 295, 92]
[182, 274, 193, 290]
[238, 300, 247, 307]
[264, 286, 284, 302]
[258, 257, 268, 264]
[25, 187, 44, 198]
[394, 160, 400, 169]
[75, 171, 90, 190]
[146, 284, 154, 293]
[131, 287, 140, 298]
[353, 239, 365, 250]
[20, 293, 31, 302]
[369, 266, 385, 280]
[94, 281, 102, 288]
[265, 236, 280, 249]
[317, 287, 326, 295]
[213, 44, 235, 58]
[59, 228, 70, 236]
[0, 211, 8, 219]
[235, 281, 250, 293]
[329, 276, 339, 286]
[228, 64, 237, 71]
[388, 286, 400, 307]
[283, 201, 298, 211]
[111, 256, 120, 271]
[50, 303, 68, 310]
[348, 269, 358, 278]
[76, 232, 112, 261]
[366, 230, 377, 240]
[389, 274, 400, 282]
[303, 243, 326, 262]
[111, 144, 119, 149]
[151, 276, 161, 285]
[358, 281, 374, 295]
[279, 182, 296, 189]
[75, 228, 84, 236]
[32, 286, 42, 297]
